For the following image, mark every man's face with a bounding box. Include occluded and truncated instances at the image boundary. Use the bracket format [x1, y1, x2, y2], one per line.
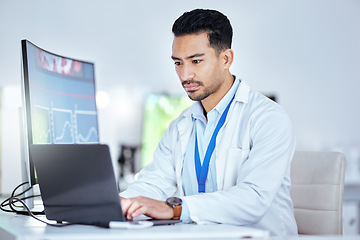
[171, 33, 225, 102]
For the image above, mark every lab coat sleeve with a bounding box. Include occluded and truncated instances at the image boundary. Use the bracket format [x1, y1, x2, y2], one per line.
[182, 106, 296, 225]
[120, 121, 178, 200]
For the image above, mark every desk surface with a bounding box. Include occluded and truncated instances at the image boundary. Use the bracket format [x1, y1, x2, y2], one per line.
[0, 211, 269, 240]
[1, 212, 360, 240]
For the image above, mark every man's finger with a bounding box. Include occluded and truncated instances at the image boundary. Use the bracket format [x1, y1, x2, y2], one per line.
[126, 200, 142, 219]
[120, 197, 131, 215]
[131, 205, 148, 218]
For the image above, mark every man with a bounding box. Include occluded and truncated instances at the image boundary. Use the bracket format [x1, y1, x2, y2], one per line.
[120, 9, 297, 236]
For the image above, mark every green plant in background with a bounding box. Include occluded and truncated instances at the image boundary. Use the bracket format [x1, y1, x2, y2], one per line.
[141, 94, 192, 168]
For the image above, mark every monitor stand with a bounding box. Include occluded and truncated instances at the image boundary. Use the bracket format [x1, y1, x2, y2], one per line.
[19, 107, 39, 211]
[20, 161, 35, 210]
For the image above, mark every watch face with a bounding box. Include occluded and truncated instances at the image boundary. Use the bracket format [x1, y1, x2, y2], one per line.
[167, 197, 182, 206]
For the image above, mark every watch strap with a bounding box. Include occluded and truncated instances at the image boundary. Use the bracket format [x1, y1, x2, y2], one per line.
[172, 205, 182, 220]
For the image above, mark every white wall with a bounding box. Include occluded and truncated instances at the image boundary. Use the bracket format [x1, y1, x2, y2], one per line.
[0, 0, 359, 193]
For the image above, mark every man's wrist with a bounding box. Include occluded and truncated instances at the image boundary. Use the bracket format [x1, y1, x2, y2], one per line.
[165, 197, 182, 220]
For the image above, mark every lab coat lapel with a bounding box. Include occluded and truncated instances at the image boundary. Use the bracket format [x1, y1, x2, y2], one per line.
[177, 109, 194, 155]
[175, 106, 195, 195]
[215, 80, 250, 190]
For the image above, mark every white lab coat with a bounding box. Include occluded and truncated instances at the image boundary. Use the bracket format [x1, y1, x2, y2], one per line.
[121, 80, 298, 236]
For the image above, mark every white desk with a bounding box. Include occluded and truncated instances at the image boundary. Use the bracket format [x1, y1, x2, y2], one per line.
[2, 212, 360, 240]
[0, 212, 269, 240]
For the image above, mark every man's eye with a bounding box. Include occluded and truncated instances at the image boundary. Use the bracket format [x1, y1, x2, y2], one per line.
[193, 60, 202, 64]
[174, 61, 181, 66]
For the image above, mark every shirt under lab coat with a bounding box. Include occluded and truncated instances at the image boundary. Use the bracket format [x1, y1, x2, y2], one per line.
[121, 79, 298, 236]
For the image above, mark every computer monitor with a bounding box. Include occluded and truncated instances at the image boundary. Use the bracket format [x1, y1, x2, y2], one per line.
[20, 39, 99, 187]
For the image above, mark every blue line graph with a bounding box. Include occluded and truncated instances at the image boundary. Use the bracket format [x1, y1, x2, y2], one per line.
[32, 104, 98, 144]
[74, 109, 98, 143]
[52, 108, 74, 143]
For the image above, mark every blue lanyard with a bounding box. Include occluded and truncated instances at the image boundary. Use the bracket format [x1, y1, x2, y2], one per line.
[194, 95, 235, 193]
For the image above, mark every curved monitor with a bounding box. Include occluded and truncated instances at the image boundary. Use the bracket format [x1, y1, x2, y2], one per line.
[21, 40, 99, 186]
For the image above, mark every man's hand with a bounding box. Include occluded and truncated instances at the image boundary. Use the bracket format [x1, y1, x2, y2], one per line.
[120, 196, 174, 220]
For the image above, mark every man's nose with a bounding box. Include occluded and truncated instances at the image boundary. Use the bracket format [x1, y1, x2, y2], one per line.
[180, 64, 195, 81]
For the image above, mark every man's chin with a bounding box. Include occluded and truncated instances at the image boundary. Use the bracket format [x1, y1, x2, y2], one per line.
[187, 92, 207, 101]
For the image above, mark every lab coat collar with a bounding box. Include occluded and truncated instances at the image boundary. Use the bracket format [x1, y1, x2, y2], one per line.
[178, 79, 250, 121]
[183, 78, 249, 113]
[234, 79, 250, 104]
[176, 79, 250, 153]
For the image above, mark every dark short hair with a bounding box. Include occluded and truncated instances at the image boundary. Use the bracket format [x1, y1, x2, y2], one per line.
[172, 9, 233, 54]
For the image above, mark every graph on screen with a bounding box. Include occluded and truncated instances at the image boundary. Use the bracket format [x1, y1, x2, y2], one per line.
[32, 104, 98, 144]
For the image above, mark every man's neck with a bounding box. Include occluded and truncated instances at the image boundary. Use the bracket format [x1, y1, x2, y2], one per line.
[201, 74, 235, 114]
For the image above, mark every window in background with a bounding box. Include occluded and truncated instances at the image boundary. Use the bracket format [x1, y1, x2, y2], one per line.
[141, 94, 192, 168]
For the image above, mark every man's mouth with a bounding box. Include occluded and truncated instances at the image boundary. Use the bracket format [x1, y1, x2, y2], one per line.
[182, 80, 202, 92]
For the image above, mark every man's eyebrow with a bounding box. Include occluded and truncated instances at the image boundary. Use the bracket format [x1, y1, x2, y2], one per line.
[186, 53, 205, 59]
[171, 56, 181, 61]
[171, 53, 205, 61]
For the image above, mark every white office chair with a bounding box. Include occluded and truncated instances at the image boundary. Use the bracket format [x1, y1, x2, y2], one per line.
[290, 151, 346, 235]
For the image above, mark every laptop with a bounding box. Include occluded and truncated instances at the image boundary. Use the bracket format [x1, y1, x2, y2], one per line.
[29, 144, 181, 227]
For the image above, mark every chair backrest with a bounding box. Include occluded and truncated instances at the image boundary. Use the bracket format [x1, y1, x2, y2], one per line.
[290, 151, 346, 235]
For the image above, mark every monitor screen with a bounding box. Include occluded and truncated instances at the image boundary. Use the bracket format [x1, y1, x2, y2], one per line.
[21, 40, 99, 185]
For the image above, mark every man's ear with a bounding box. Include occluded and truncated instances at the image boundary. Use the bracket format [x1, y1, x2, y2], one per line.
[222, 49, 234, 70]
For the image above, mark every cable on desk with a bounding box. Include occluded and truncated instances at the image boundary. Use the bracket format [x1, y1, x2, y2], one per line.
[0, 182, 42, 215]
[1, 182, 115, 228]
[0, 182, 72, 227]
[11, 196, 73, 227]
